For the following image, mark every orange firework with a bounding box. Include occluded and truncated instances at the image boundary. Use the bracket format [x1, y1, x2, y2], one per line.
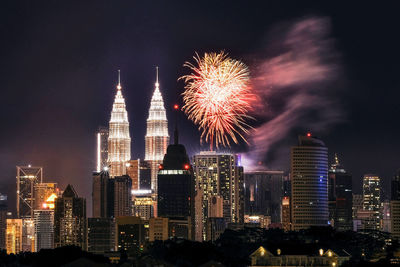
[180, 51, 254, 150]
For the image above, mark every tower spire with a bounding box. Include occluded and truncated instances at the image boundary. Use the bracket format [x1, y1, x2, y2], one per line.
[117, 69, 121, 90]
[155, 66, 159, 87]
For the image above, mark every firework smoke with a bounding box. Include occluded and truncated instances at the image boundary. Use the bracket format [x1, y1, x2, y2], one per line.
[244, 16, 343, 169]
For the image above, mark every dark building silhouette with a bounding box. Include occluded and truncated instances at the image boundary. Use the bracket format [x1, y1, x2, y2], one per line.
[113, 175, 132, 217]
[291, 134, 328, 230]
[116, 216, 144, 252]
[139, 161, 152, 190]
[328, 154, 353, 231]
[54, 184, 86, 249]
[157, 127, 195, 240]
[92, 170, 110, 218]
[244, 171, 284, 223]
[87, 217, 115, 254]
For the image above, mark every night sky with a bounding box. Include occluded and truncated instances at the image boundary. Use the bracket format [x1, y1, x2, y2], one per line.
[1, 1, 399, 215]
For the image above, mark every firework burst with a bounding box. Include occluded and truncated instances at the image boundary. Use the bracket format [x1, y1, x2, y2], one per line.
[180, 51, 254, 150]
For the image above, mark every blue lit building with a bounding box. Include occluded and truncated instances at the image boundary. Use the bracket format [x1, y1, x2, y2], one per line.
[291, 134, 328, 230]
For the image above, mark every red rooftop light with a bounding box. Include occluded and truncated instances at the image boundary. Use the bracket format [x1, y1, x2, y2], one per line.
[158, 164, 164, 170]
[184, 164, 190, 170]
[307, 132, 312, 137]
[173, 104, 179, 110]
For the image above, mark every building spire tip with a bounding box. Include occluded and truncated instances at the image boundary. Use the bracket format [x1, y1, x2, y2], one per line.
[117, 69, 121, 90]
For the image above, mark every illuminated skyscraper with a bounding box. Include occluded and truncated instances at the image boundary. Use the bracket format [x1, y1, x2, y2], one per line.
[96, 126, 109, 172]
[328, 154, 353, 231]
[33, 182, 57, 210]
[6, 219, 22, 254]
[193, 151, 244, 240]
[33, 209, 54, 251]
[108, 70, 131, 177]
[145, 67, 169, 194]
[16, 166, 43, 219]
[362, 174, 381, 230]
[54, 185, 86, 249]
[291, 134, 328, 231]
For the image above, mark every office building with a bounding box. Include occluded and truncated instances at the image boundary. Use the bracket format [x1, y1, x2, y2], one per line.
[328, 154, 353, 231]
[132, 190, 154, 220]
[16, 166, 43, 219]
[206, 217, 226, 242]
[33, 209, 54, 251]
[0, 193, 7, 250]
[193, 151, 244, 240]
[149, 217, 169, 241]
[87, 218, 115, 254]
[244, 170, 284, 223]
[54, 184, 86, 249]
[6, 219, 22, 254]
[291, 134, 329, 230]
[34, 182, 57, 210]
[107, 70, 131, 177]
[362, 174, 381, 230]
[157, 128, 195, 240]
[96, 126, 109, 172]
[391, 170, 400, 238]
[281, 196, 291, 231]
[21, 219, 34, 252]
[139, 161, 152, 190]
[92, 170, 110, 218]
[114, 175, 132, 217]
[145, 68, 169, 195]
[126, 159, 140, 190]
[116, 216, 145, 252]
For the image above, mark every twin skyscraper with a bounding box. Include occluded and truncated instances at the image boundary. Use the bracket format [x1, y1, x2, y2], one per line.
[97, 68, 169, 194]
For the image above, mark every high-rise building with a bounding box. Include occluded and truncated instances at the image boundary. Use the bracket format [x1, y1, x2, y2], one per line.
[145, 68, 169, 195]
[87, 218, 115, 254]
[126, 159, 140, 190]
[244, 170, 284, 223]
[193, 151, 244, 240]
[139, 161, 151, 190]
[33, 209, 54, 251]
[391, 170, 400, 238]
[34, 182, 57, 210]
[16, 166, 43, 219]
[149, 217, 169, 242]
[96, 126, 109, 172]
[281, 196, 291, 231]
[116, 216, 145, 252]
[157, 128, 195, 240]
[114, 175, 132, 218]
[0, 193, 8, 250]
[132, 190, 154, 220]
[328, 154, 353, 231]
[21, 218, 34, 251]
[92, 170, 110, 218]
[54, 185, 86, 249]
[291, 134, 329, 231]
[6, 219, 22, 254]
[108, 70, 131, 177]
[362, 174, 381, 230]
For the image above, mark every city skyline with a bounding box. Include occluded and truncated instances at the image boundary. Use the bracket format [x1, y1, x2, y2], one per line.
[1, 1, 399, 215]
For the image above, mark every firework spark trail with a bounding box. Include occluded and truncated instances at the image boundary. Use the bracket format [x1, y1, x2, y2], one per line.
[180, 52, 255, 150]
[243, 16, 343, 170]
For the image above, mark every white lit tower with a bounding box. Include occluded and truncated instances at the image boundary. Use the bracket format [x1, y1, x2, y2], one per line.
[108, 70, 131, 177]
[145, 67, 169, 194]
